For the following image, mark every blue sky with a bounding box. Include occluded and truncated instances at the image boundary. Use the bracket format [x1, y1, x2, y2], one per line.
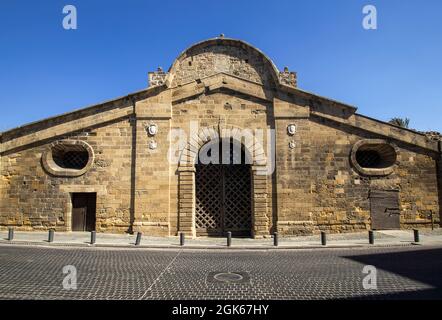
[1, 0, 441, 132]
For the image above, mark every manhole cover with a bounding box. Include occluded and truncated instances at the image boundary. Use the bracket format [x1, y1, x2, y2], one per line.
[214, 272, 244, 283]
[207, 271, 250, 284]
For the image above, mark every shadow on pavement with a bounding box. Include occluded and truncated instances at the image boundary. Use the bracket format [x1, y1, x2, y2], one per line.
[345, 247, 442, 300]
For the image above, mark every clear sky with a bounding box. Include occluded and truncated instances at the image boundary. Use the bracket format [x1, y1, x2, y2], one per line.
[1, 0, 441, 132]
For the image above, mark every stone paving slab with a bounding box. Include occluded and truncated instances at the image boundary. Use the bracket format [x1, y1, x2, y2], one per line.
[1, 229, 441, 249]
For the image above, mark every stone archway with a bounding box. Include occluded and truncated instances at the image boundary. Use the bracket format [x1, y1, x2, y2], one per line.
[178, 124, 269, 238]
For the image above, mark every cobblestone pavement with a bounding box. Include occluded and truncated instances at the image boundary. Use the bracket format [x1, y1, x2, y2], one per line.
[0, 244, 441, 300]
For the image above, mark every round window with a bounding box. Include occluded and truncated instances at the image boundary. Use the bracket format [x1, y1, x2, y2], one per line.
[52, 146, 89, 170]
[42, 140, 94, 177]
[351, 139, 398, 176]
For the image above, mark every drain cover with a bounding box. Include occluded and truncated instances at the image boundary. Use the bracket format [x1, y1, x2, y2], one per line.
[207, 271, 250, 284]
[214, 272, 244, 283]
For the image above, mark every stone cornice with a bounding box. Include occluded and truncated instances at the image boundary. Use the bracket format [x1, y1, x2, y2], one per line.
[310, 110, 439, 153]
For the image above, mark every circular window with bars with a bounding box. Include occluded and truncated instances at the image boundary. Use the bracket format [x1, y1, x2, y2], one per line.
[42, 140, 94, 177]
[351, 139, 398, 176]
[52, 146, 89, 170]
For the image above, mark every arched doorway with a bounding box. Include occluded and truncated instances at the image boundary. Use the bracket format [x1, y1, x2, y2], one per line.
[195, 138, 252, 236]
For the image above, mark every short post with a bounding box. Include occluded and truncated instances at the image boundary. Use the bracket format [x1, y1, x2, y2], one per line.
[368, 230, 374, 245]
[273, 232, 279, 247]
[135, 232, 142, 246]
[8, 227, 14, 241]
[90, 231, 96, 245]
[48, 229, 54, 243]
[321, 231, 326, 246]
[413, 229, 420, 243]
[180, 232, 185, 246]
[227, 231, 232, 247]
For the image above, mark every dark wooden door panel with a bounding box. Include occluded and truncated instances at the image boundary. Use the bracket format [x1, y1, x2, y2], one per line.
[72, 207, 86, 231]
[370, 190, 400, 230]
[72, 193, 96, 232]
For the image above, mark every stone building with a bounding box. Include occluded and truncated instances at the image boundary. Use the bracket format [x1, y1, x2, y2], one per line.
[1, 36, 441, 237]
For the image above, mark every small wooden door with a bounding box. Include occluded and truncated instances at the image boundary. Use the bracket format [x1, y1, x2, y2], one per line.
[72, 193, 96, 231]
[72, 207, 86, 231]
[370, 190, 400, 230]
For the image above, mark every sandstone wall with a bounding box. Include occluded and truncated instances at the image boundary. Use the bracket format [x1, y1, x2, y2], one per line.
[0, 118, 133, 232]
[169, 90, 274, 235]
[270, 93, 440, 236]
[1, 89, 440, 236]
[131, 90, 172, 236]
[170, 43, 274, 87]
[277, 115, 440, 235]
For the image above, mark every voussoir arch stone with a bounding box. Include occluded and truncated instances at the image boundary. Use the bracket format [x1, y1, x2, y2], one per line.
[178, 124, 267, 167]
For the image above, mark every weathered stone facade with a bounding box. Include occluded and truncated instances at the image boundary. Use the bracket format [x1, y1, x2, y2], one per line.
[1, 37, 441, 237]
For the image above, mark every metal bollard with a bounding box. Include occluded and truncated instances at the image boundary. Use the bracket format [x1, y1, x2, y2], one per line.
[90, 231, 96, 245]
[227, 231, 232, 247]
[368, 230, 374, 244]
[8, 227, 14, 241]
[135, 232, 142, 246]
[321, 231, 326, 246]
[431, 213, 434, 230]
[413, 229, 420, 243]
[274, 232, 279, 247]
[180, 232, 185, 246]
[48, 229, 54, 243]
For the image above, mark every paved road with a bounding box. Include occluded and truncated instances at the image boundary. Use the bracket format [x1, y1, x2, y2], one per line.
[0, 244, 441, 300]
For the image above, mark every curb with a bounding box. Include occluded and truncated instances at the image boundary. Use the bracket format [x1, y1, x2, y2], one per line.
[0, 240, 421, 250]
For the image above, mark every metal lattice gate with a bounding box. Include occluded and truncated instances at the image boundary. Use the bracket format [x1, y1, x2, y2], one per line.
[195, 141, 252, 236]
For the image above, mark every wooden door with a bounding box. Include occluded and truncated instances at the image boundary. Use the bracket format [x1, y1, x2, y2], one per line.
[72, 207, 87, 231]
[370, 190, 400, 229]
[72, 193, 96, 231]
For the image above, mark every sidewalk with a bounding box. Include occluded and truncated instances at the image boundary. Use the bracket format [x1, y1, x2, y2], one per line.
[1, 229, 442, 250]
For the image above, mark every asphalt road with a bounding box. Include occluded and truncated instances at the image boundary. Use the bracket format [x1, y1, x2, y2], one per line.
[0, 244, 441, 300]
